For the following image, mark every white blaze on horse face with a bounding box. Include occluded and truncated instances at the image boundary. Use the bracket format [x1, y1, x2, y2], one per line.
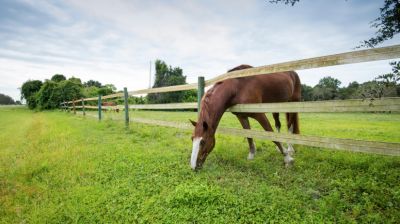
[191, 137, 202, 170]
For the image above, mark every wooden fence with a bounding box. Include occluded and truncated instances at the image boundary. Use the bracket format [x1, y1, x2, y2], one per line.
[62, 44, 400, 156]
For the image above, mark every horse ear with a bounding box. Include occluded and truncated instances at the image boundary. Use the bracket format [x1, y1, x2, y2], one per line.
[203, 121, 208, 131]
[189, 119, 197, 126]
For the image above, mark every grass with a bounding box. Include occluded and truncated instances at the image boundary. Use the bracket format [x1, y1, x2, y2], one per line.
[1, 107, 399, 223]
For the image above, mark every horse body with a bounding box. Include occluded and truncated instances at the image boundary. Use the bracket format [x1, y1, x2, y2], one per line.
[190, 65, 301, 170]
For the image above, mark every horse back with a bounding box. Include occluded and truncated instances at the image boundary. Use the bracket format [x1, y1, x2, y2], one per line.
[230, 71, 301, 104]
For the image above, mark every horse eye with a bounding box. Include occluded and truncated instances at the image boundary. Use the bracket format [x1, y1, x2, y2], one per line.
[191, 136, 194, 141]
[200, 139, 205, 146]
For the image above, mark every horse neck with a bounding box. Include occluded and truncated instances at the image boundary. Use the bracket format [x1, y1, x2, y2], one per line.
[199, 85, 234, 135]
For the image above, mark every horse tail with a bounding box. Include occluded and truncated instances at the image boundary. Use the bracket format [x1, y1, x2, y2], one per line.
[287, 71, 301, 134]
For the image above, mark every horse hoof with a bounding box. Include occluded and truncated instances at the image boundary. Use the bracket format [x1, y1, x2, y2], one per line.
[284, 155, 294, 168]
[287, 146, 295, 156]
[247, 153, 255, 160]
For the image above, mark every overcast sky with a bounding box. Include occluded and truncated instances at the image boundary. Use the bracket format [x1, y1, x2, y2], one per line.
[0, 0, 399, 101]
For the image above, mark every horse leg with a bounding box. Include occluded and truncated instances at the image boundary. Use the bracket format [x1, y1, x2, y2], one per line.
[236, 115, 256, 160]
[272, 113, 281, 132]
[286, 113, 299, 155]
[252, 113, 294, 167]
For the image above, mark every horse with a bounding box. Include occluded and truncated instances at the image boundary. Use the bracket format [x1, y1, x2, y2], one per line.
[102, 101, 120, 113]
[190, 64, 301, 170]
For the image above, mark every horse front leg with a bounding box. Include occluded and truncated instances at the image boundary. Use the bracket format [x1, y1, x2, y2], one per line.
[236, 115, 256, 160]
[252, 113, 294, 168]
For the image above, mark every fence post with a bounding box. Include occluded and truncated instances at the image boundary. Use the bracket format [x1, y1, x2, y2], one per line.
[98, 95, 102, 121]
[73, 100, 76, 114]
[81, 98, 85, 116]
[197, 76, 205, 116]
[123, 87, 129, 126]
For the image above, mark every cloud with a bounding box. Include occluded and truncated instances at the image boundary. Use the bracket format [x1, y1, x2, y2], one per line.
[0, 0, 398, 101]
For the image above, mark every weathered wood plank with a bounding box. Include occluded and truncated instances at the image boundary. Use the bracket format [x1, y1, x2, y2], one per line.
[102, 92, 124, 100]
[129, 102, 197, 110]
[128, 83, 197, 95]
[228, 97, 400, 113]
[206, 44, 400, 85]
[129, 118, 400, 156]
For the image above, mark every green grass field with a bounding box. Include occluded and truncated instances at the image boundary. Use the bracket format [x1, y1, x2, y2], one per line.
[1, 107, 399, 223]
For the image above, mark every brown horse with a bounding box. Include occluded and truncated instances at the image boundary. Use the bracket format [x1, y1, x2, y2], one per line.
[102, 102, 120, 113]
[190, 65, 301, 170]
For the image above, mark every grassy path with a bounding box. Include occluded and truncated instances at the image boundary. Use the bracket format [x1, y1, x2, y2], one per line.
[1, 108, 399, 223]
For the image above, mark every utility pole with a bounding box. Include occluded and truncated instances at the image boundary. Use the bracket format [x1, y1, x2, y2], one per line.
[149, 60, 152, 88]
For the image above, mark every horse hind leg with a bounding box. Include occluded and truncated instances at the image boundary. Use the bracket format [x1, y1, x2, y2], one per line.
[286, 113, 299, 155]
[272, 113, 281, 132]
[252, 113, 294, 167]
[236, 115, 256, 160]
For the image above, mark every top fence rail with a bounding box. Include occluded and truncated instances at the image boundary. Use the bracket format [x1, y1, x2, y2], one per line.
[66, 44, 400, 103]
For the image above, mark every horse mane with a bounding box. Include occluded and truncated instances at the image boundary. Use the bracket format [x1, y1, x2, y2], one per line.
[227, 64, 253, 73]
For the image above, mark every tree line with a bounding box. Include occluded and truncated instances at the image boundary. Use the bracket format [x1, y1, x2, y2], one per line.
[20, 60, 196, 110]
[0, 93, 21, 105]
[301, 61, 400, 101]
[20, 74, 117, 109]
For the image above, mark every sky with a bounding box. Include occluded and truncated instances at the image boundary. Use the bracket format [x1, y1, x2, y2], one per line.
[0, 0, 399, 101]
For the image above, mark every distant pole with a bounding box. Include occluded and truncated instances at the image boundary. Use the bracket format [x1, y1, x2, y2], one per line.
[81, 98, 85, 116]
[149, 60, 152, 88]
[98, 95, 102, 121]
[123, 87, 129, 126]
[197, 76, 205, 117]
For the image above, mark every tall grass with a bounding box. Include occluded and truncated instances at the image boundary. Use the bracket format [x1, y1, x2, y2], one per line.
[1, 108, 399, 223]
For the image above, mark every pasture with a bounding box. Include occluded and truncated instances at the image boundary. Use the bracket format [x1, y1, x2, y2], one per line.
[1, 107, 400, 223]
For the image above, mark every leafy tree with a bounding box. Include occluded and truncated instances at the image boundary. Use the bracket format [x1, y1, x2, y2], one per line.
[0, 93, 15, 105]
[98, 84, 116, 96]
[68, 77, 82, 84]
[301, 84, 313, 101]
[359, 0, 400, 48]
[147, 60, 193, 104]
[51, 74, 66, 82]
[36, 80, 59, 109]
[58, 80, 83, 102]
[312, 76, 342, 100]
[269, 0, 400, 48]
[20, 80, 43, 109]
[338, 81, 360, 99]
[36, 79, 83, 110]
[82, 86, 100, 97]
[269, 0, 299, 6]
[84, 80, 102, 88]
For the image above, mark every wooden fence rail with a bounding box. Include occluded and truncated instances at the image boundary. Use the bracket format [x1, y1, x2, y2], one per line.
[62, 44, 400, 157]
[129, 118, 400, 156]
[67, 98, 400, 113]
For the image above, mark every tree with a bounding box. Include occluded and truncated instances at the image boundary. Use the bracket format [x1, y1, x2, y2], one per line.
[312, 76, 342, 100]
[20, 80, 43, 109]
[36, 80, 59, 109]
[147, 60, 192, 104]
[359, 0, 400, 48]
[338, 81, 360, 99]
[269, 0, 299, 6]
[0, 93, 15, 105]
[84, 80, 102, 88]
[301, 84, 313, 101]
[98, 84, 116, 96]
[51, 74, 66, 82]
[269, 0, 400, 48]
[36, 79, 83, 110]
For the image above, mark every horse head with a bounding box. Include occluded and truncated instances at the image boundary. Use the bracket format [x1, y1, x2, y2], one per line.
[189, 119, 215, 170]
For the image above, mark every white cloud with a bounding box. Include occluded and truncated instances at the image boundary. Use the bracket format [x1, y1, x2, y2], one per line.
[0, 0, 398, 101]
